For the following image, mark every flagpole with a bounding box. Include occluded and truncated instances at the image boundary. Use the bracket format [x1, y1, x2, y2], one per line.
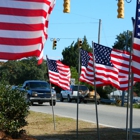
[92, 41, 100, 140]
[125, 30, 131, 140]
[76, 39, 83, 139]
[122, 30, 129, 107]
[128, 16, 136, 140]
[46, 55, 56, 130]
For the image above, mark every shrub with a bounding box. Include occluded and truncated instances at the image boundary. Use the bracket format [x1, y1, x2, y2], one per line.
[133, 103, 140, 109]
[0, 84, 29, 138]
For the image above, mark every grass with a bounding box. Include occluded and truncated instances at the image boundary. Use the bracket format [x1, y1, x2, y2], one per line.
[23, 111, 140, 140]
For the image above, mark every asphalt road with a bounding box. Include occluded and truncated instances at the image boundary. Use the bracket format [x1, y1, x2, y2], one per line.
[29, 100, 140, 133]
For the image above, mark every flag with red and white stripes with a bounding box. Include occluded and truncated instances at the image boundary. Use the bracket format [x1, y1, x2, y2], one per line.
[80, 42, 132, 90]
[46, 57, 71, 90]
[132, 0, 140, 79]
[0, 0, 55, 64]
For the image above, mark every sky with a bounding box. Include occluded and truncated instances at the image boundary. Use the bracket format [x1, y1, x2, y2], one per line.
[44, 0, 136, 60]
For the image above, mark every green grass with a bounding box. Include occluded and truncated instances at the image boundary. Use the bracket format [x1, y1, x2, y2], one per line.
[22, 111, 140, 140]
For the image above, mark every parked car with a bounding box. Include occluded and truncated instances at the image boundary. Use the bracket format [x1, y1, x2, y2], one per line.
[20, 80, 56, 106]
[60, 85, 89, 103]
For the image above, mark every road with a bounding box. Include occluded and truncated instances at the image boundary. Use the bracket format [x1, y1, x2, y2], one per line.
[29, 101, 140, 133]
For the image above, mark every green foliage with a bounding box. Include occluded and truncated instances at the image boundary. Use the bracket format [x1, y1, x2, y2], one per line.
[133, 82, 140, 96]
[96, 87, 108, 99]
[0, 57, 47, 85]
[104, 86, 113, 95]
[62, 36, 92, 71]
[133, 103, 140, 109]
[70, 66, 78, 84]
[0, 84, 29, 138]
[112, 31, 132, 51]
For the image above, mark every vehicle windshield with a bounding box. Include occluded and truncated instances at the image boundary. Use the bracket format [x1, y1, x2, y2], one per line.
[30, 82, 50, 89]
[73, 86, 88, 91]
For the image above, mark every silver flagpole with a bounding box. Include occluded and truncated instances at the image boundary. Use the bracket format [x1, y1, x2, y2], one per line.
[46, 55, 56, 130]
[125, 30, 131, 140]
[92, 41, 100, 140]
[129, 16, 136, 140]
[76, 42, 81, 140]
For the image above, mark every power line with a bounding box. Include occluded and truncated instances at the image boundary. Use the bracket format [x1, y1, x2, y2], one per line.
[48, 36, 117, 40]
[50, 22, 98, 24]
[55, 8, 99, 21]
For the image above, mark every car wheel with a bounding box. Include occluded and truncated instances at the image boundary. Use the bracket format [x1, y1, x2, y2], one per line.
[50, 101, 56, 106]
[31, 101, 34, 106]
[67, 95, 72, 102]
[83, 100, 87, 104]
[38, 102, 43, 105]
[60, 94, 64, 102]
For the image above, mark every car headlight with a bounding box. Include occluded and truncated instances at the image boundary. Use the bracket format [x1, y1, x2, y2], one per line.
[32, 92, 38, 97]
[51, 89, 56, 97]
[51, 93, 56, 97]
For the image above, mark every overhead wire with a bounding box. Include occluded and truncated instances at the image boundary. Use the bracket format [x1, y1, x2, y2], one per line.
[50, 9, 115, 46]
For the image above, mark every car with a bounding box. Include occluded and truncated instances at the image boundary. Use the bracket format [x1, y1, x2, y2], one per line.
[60, 85, 89, 103]
[20, 80, 56, 106]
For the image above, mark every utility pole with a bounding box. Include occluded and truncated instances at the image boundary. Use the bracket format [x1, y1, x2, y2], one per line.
[98, 19, 101, 44]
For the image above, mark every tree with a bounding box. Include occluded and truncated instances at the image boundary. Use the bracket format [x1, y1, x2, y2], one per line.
[62, 36, 92, 71]
[70, 66, 78, 84]
[133, 82, 140, 97]
[112, 31, 132, 51]
[0, 57, 47, 85]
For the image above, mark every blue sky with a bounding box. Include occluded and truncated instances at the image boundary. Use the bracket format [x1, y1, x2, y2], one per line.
[45, 0, 136, 60]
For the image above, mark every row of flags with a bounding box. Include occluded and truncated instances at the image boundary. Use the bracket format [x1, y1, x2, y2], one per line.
[46, 41, 139, 91]
[0, 0, 140, 91]
[80, 42, 131, 91]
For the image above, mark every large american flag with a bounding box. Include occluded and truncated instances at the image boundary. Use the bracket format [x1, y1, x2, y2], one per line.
[0, 0, 55, 64]
[80, 42, 132, 90]
[46, 57, 71, 90]
[132, 0, 140, 79]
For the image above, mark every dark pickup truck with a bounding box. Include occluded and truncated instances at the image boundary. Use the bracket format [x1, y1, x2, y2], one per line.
[20, 80, 56, 106]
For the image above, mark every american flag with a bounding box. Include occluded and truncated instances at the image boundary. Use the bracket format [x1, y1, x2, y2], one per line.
[132, 0, 140, 79]
[46, 57, 71, 90]
[0, 0, 55, 64]
[80, 42, 131, 90]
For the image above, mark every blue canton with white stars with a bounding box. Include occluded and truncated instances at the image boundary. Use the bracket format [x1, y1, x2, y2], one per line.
[80, 49, 90, 68]
[94, 43, 114, 67]
[47, 58, 58, 73]
[134, 0, 140, 39]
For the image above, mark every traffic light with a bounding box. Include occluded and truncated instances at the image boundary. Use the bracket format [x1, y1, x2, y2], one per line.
[117, 0, 124, 18]
[52, 39, 57, 50]
[78, 39, 82, 48]
[63, 0, 70, 13]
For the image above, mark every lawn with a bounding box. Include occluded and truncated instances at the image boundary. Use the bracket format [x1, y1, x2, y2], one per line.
[21, 111, 140, 140]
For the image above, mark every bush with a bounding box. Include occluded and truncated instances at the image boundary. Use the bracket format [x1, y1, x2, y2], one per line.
[0, 84, 29, 138]
[133, 103, 140, 109]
